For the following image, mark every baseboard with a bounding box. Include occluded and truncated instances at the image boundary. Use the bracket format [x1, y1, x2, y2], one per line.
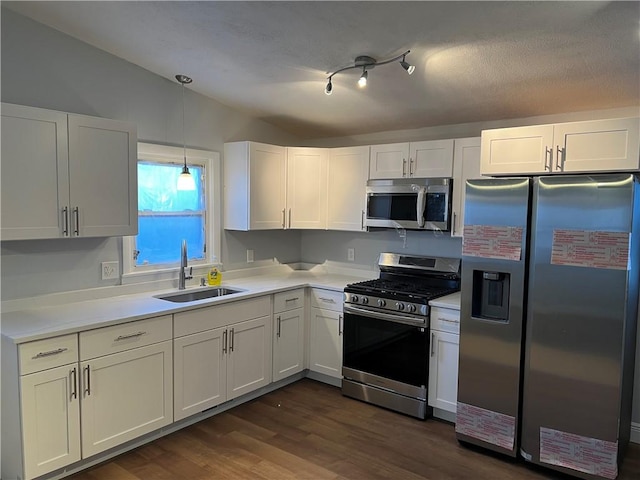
[631, 422, 640, 444]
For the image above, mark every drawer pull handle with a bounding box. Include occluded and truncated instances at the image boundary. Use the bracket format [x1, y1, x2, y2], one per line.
[230, 328, 235, 352]
[84, 365, 91, 396]
[319, 297, 336, 303]
[33, 347, 68, 359]
[438, 317, 458, 323]
[70, 367, 77, 400]
[285, 297, 299, 302]
[277, 315, 282, 338]
[115, 331, 147, 341]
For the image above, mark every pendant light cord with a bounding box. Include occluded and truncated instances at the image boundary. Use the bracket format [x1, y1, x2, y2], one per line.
[181, 80, 186, 168]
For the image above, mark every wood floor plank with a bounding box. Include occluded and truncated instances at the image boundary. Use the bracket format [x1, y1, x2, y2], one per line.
[67, 379, 640, 480]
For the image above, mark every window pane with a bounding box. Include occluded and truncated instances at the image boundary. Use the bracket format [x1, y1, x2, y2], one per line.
[136, 215, 205, 265]
[135, 161, 207, 267]
[138, 162, 204, 211]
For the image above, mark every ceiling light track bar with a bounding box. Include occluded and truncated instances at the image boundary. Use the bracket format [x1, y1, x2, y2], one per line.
[325, 50, 413, 95]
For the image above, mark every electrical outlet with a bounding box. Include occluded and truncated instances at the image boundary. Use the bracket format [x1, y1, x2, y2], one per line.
[247, 249, 254, 263]
[347, 248, 355, 262]
[101, 261, 119, 280]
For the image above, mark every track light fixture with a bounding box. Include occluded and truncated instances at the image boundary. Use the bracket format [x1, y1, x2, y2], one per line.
[175, 74, 196, 191]
[324, 50, 414, 94]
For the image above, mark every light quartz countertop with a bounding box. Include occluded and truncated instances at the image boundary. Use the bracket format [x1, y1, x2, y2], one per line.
[1, 271, 372, 344]
[428, 291, 461, 310]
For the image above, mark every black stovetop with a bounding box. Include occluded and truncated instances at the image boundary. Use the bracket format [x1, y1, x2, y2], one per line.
[345, 277, 459, 302]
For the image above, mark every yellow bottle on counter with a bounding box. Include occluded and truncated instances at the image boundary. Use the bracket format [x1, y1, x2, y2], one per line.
[207, 267, 221, 286]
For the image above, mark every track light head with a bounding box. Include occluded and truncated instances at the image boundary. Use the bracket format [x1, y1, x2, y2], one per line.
[325, 78, 333, 95]
[400, 55, 415, 75]
[358, 69, 368, 88]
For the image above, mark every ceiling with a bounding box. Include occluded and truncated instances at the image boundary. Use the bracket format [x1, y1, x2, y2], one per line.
[4, 1, 640, 139]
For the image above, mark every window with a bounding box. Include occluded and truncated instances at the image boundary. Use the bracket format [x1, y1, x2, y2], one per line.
[123, 143, 221, 279]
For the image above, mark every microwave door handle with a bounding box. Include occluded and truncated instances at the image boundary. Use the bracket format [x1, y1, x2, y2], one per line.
[416, 187, 427, 228]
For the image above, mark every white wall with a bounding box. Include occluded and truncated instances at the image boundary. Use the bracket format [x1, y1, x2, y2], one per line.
[0, 8, 302, 300]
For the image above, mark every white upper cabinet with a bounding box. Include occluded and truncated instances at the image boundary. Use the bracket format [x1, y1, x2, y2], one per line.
[1, 103, 137, 240]
[327, 146, 369, 231]
[224, 141, 287, 230]
[369, 140, 454, 179]
[286, 147, 328, 229]
[481, 118, 639, 175]
[451, 137, 481, 237]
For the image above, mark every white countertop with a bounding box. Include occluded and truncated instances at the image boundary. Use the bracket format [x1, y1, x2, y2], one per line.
[1, 270, 370, 344]
[428, 291, 461, 310]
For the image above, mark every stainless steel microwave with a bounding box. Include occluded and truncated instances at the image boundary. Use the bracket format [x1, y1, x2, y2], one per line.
[365, 178, 452, 231]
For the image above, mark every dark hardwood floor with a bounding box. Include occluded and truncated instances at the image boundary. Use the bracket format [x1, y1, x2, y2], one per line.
[68, 379, 640, 480]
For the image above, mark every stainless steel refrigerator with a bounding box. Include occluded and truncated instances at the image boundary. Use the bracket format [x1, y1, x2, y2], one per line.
[456, 174, 639, 480]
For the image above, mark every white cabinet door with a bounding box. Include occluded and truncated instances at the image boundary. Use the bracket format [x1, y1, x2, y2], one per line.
[273, 307, 305, 381]
[428, 330, 459, 413]
[309, 307, 343, 379]
[249, 143, 287, 230]
[174, 328, 227, 421]
[554, 118, 640, 173]
[451, 137, 481, 237]
[1, 103, 70, 240]
[20, 365, 81, 480]
[327, 146, 369, 231]
[410, 139, 454, 177]
[227, 316, 272, 400]
[369, 143, 409, 179]
[481, 125, 554, 175]
[80, 341, 173, 457]
[68, 115, 137, 237]
[286, 147, 328, 229]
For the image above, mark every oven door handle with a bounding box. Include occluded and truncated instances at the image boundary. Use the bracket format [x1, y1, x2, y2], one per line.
[343, 305, 427, 328]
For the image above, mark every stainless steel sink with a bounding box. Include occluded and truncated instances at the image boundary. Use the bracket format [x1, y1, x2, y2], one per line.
[154, 287, 244, 303]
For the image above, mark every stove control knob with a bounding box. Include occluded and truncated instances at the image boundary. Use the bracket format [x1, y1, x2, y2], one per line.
[377, 299, 386, 307]
[396, 302, 405, 311]
[406, 304, 416, 313]
[351, 295, 359, 303]
[361, 296, 369, 305]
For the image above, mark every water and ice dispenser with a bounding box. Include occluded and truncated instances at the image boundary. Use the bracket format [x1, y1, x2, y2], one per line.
[472, 271, 511, 321]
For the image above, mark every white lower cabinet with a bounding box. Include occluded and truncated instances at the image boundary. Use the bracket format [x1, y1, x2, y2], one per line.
[309, 289, 344, 379]
[20, 363, 81, 479]
[428, 306, 460, 415]
[173, 296, 272, 421]
[272, 289, 306, 382]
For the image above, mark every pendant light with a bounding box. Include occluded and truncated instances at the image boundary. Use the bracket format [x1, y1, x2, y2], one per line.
[176, 74, 196, 191]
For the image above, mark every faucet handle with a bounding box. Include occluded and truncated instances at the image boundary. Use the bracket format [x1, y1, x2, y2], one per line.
[186, 267, 193, 280]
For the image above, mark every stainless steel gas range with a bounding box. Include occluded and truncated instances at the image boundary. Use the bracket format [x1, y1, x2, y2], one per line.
[342, 253, 460, 419]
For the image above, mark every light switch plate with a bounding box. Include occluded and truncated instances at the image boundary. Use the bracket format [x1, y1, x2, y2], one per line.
[101, 261, 119, 280]
[247, 249, 254, 263]
[347, 248, 355, 262]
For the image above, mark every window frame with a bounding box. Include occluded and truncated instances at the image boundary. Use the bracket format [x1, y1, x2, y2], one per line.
[123, 142, 221, 281]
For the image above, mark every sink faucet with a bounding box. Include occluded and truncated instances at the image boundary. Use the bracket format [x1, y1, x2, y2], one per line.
[179, 239, 192, 290]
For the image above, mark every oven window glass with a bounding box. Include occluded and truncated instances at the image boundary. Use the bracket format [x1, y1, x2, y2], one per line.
[368, 194, 417, 221]
[424, 192, 446, 222]
[343, 311, 428, 388]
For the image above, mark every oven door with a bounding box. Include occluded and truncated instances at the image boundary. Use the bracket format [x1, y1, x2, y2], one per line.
[342, 304, 429, 395]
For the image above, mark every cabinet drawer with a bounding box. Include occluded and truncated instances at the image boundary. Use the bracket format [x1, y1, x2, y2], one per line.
[273, 288, 305, 313]
[310, 289, 343, 312]
[431, 307, 460, 334]
[174, 295, 271, 337]
[19, 334, 79, 375]
[80, 315, 172, 361]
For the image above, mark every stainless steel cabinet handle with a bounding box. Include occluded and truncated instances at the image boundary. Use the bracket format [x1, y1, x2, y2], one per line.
[556, 145, 565, 171]
[431, 333, 435, 357]
[62, 207, 69, 236]
[223, 330, 228, 354]
[277, 315, 282, 338]
[33, 347, 68, 359]
[285, 297, 299, 302]
[452, 212, 457, 236]
[409, 158, 414, 176]
[544, 147, 552, 171]
[230, 328, 235, 352]
[338, 314, 343, 336]
[438, 317, 459, 323]
[288, 208, 292, 228]
[70, 367, 77, 400]
[73, 207, 80, 236]
[319, 297, 336, 304]
[402, 158, 407, 176]
[282, 209, 286, 229]
[84, 365, 91, 396]
[115, 331, 146, 341]
[361, 210, 365, 230]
